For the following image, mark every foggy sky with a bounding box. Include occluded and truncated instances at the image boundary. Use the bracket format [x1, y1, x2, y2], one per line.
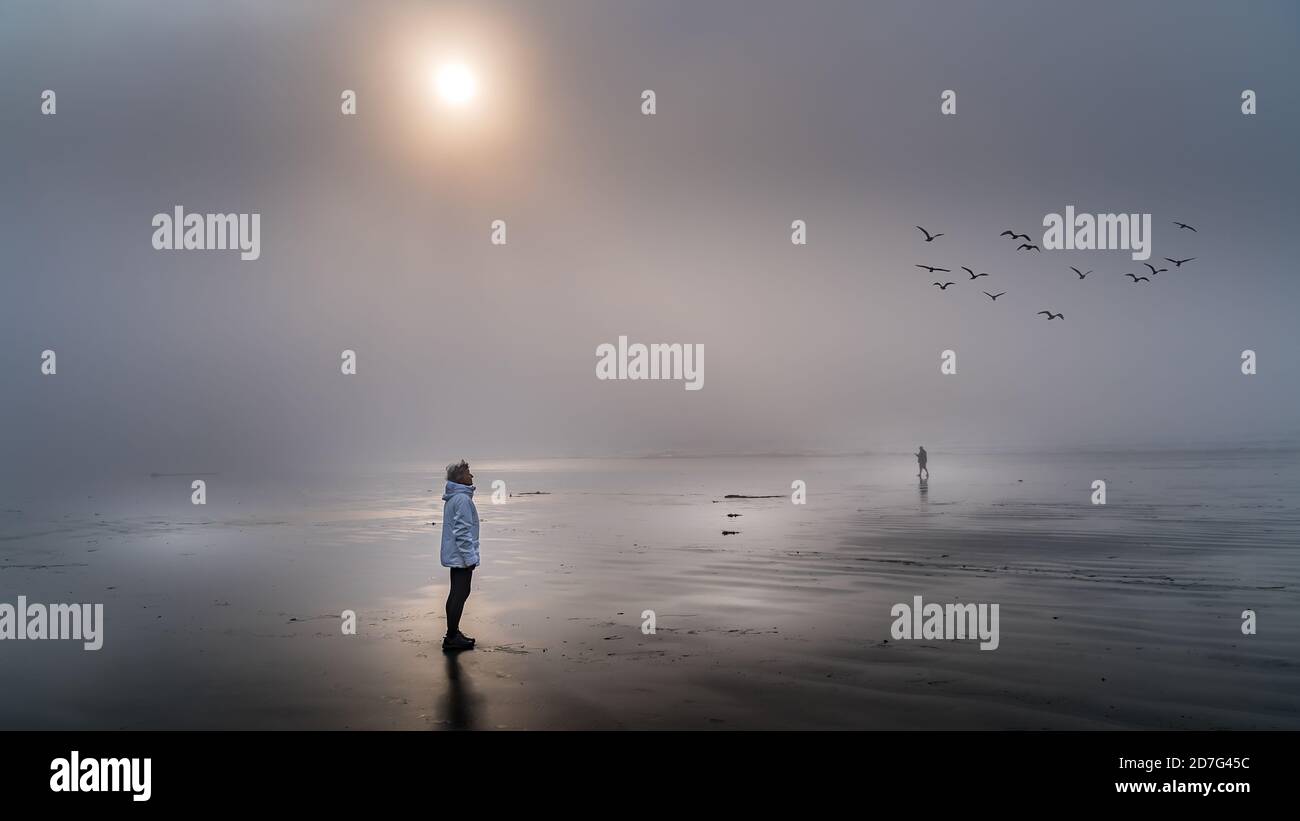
[2, 0, 1298, 482]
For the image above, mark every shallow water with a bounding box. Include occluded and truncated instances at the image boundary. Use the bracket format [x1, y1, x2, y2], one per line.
[1, 451, 1297, 729]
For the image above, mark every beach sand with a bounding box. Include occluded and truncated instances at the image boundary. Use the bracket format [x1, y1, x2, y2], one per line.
[1, 451, 1297, 729]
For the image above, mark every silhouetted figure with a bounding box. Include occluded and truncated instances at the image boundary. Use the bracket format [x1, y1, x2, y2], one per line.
[441, 460, 480, 651]
[916, 446, 929, 479]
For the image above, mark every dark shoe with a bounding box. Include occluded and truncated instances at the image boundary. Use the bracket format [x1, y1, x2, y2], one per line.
[443, 633, 475, 651]
[456, 631, 476, 645]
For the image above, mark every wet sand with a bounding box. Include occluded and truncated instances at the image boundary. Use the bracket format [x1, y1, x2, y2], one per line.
[1, 452, 1297, 729]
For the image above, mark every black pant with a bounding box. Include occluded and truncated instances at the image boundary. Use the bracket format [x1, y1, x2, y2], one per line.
[446, 566, 474, 636]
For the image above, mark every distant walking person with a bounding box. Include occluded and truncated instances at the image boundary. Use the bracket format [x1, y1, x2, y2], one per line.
[441, 460, 480, 651]
[915, 446, 929, 479]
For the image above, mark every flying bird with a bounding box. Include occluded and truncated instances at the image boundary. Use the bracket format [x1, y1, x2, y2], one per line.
[1017, 243, 1041, 252]
[1143, 263, 1168, 276]
[1125, 273, 1150, 283]
[983, 291, 1006, 301]
[915, 264, 950, 273]
[916, 226, 944, 242]
[1070, 267, 1092, 279]
[1165, 257, 1195, 267]
[1000, 230, 1031, 241]
[933, 281, 956, 290]
[1037, 311, 1064, 320]
[962, 266, 989, 279]
[1173, 222, 1197, 232]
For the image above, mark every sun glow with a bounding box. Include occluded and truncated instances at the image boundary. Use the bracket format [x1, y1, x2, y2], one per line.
[386, 11, 526, 155]
[434, 62, 477, 106]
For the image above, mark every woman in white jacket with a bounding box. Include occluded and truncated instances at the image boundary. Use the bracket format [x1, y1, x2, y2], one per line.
[440, 460, 480, 651]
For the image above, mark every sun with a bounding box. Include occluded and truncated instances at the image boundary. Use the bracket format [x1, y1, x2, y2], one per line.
[434, 62, 478, 106]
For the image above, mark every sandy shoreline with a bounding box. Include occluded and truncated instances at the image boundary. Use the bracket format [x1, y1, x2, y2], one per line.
[1, 454, 1297, 729]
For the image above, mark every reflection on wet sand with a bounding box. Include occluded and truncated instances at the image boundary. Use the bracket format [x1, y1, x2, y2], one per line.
[441, 650, 478, 730]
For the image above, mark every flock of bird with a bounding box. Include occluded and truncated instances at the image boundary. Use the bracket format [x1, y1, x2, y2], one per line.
[913, 222, 1198, 320]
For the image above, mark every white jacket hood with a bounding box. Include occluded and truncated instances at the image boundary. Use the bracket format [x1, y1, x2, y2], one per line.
[440, 481, 480, 568]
